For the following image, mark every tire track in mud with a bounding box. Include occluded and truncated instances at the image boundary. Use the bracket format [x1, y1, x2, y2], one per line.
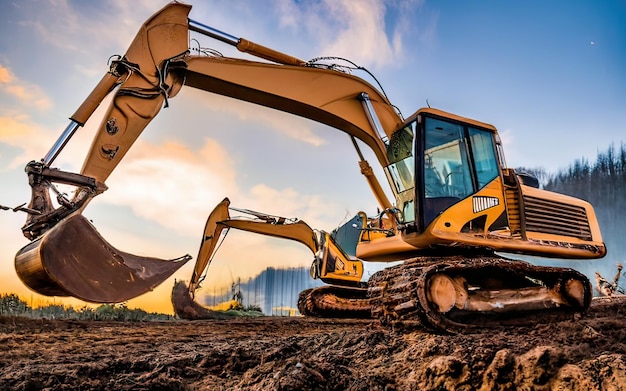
[0, 296, 624, 390]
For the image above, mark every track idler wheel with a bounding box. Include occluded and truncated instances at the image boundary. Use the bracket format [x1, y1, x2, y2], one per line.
[427, 274, 468, 313]
[561, 278, 588, 307]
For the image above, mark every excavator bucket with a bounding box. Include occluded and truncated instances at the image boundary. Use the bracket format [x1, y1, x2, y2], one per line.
[15, 214, 190, 303]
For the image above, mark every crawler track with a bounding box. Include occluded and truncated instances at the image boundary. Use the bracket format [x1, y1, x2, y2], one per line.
[367, 255, 592, 332]
[297, 286, 371, 318]
[298, 255, 592, 332]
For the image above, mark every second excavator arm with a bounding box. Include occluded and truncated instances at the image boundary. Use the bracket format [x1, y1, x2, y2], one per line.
[188, 198, 364, 294]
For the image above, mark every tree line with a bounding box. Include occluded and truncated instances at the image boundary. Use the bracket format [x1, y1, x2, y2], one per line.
[0, 293, 173, 321]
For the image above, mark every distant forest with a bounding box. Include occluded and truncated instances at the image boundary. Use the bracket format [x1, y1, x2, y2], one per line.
[0, 293, 173, 321]
[520, 142, 626, 260]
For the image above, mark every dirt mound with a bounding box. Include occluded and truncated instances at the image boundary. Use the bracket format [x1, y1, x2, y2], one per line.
[0, 296, 624, 390]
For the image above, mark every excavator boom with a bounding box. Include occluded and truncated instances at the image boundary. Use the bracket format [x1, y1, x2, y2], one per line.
[14, 2, 400, 303]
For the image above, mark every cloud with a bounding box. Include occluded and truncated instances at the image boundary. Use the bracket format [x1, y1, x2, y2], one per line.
[0, 65, 52, 111]
[0, 66, 11, 83]
[0, 115, 55, 169]
[242, 184, 343, 230]
[14, 1, 170, 77]
[190, 89, 326, 147]
[99, 135, 343, 237]
[275, 0, 423, 69]
[319, 0, 400, 68]
[103, 137, 238, 237]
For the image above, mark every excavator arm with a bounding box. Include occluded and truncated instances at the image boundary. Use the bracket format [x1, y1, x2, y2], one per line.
[77, 2, 400, 188]
[14, 2, 399, 303]
[189, 198, 363, 294]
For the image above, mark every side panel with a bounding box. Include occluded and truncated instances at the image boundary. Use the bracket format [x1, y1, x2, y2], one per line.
[356, 176, 606, 261]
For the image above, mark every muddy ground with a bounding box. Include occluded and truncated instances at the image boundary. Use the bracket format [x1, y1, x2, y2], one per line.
[0, 296, 624, 391]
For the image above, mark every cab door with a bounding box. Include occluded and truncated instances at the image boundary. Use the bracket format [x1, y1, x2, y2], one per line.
[418, 114, 501, 229]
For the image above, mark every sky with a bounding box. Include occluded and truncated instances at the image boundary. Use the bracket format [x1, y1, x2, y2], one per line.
[0, 0, 624, 313]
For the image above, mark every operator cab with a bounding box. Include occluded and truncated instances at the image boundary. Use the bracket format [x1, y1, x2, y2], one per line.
[386, 108, 503, 232]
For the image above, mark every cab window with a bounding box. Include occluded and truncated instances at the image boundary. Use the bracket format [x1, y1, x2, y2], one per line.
[468, 127, 499, 187]
[421, 116, 499, 227]
[424, 118, 473, 199]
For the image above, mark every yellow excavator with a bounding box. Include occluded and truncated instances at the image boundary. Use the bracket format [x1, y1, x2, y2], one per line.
[10, 2, 606, 331]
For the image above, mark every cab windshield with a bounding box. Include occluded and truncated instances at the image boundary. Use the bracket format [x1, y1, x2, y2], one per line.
[424, 117, 499, 199]
[421, 116, 500, 226]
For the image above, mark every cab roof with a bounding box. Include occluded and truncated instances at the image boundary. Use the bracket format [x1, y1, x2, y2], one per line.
[403, 107, 498, 133]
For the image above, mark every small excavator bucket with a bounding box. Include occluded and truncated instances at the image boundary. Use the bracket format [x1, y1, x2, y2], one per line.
[15, 214, 190, 303]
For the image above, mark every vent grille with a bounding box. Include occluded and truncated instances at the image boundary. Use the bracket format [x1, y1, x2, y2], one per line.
[505, 188, 521, 235]
[523, 196, 592, 241]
